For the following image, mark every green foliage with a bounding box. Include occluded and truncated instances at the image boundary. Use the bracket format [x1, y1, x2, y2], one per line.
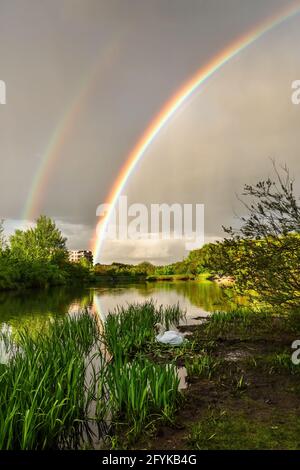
[205, 309, 272, 339]
[0, 251, 67, 289]
[94, 261, 155, 282]
[185, 353, 219, 379]
[266, 352, 300, 375]
[98, 302, 184, 441]
[103, 245, 215, 280]
[136, 261, 156, 275]
[10, 216, 67, 264]
[153, 244, 214, 277]
[102, 301, 184, 358]
[206, 235, 300, 308]
[0, 216, 91, 290]
[205, 164, 300, 309]
[208, 309, 269, 328]
[93, 244, 215, 283]
[185, 244, 215, 274]
[0, 301, 185, 449]
[0, 313, 101, 449]
[103, 302, 157, 358]
[103, 356, 181, 439]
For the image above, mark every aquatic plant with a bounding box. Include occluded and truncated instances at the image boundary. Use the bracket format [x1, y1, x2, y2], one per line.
[97, 301, 185, 441]
[205, 309, 270, 336]
[185, 353, 219, 379]
[102, 301, 185, 357]
[0, 313, 102, 450]
[0, 301, 186, 449]
[157, 303, 184, 330]
[102, 355, 182, 439]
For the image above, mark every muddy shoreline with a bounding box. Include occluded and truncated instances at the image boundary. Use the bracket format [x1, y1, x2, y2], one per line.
[131, 314, 300, 450]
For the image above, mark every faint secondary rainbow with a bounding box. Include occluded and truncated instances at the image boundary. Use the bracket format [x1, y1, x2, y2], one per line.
[92, 1, 300, 262]
[22, 42, 119, 221]
[22, 81, 90, 220]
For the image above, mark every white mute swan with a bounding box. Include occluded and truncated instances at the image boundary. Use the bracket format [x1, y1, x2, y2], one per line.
[154, 323, 184, 346]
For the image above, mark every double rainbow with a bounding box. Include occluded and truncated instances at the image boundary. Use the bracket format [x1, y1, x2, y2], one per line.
[21, 2, 300, 262]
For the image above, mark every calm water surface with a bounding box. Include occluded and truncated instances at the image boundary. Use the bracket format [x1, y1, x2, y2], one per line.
[0, 281, 245, 333]
[0, 281, 246, 448]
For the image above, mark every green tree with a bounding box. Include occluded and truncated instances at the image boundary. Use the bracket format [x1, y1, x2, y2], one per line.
[79, 256, 92, 269]
[10, 216, 67, 263]
[185, 244, 214, 274]
[136, 262, 155, 275]
[206, 164, 300, 308]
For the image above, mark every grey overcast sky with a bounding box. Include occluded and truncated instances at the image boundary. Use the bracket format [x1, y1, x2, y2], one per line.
[0, 0, 299, 263]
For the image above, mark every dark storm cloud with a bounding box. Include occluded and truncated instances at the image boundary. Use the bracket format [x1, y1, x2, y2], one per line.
[0, 0, 299, 262]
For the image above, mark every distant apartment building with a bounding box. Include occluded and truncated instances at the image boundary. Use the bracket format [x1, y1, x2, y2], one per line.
[68, 250, 93, 264]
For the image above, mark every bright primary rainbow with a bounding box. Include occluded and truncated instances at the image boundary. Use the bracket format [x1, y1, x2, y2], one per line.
[21, 3, 300, 262]
[91, 1, 300, 262]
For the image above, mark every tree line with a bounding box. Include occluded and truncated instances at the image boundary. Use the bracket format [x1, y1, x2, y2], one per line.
[0, 163, 299, 310]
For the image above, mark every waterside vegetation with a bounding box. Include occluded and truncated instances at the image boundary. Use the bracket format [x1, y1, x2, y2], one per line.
[0, 163, 299, 449]
[0, 302, 185, 449]
[0, 216, 92, 290]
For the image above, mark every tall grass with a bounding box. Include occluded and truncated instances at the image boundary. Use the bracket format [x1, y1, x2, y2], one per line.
[0, 301, 186, 449]
[98, 301, 185, 441]
[0, 313, 102, 450]
[160, 304, 185, 330]
[103, 301, 185, 357]
[185, 353, 219, 379]
[103, 302, 156, 358]
[99, 355, 182, 439]
[206, 309, 270, 336]
[267, 352, 300, 375]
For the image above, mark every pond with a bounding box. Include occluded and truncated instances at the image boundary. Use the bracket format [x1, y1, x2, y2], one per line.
[0, 280, 245, 334]
[0, 281, 246, 449]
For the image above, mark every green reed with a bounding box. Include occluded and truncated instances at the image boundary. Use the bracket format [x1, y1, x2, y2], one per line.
[102, 300, 185, 358]
[267, 352, 300, 375]
[98, 301, 185, 441]
[157, 303, 185, 330]
[0, 313, 102, 450]
[100, 355, 181, 439]
[0, 301, 186, 449]
[206, 309, 270, 335]
[185, 353, 219, 379]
